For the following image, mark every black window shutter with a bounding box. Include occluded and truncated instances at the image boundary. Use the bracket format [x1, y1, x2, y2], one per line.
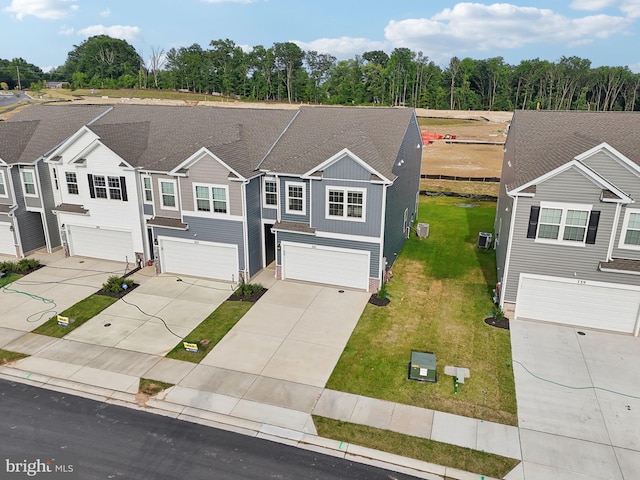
[527, 206, 540, 238]
[585, 211, 600, 244]
[88, 174, 95, 198]
[120, 176, 128, 201]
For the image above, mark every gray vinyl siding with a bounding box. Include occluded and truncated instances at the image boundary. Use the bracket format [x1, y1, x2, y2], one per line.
[11, 169, 45, 253]
[37, 162, 61, 248]
[383, 113, 422, 269]
[495, 124, 517, 285]
[275, 230, 380, 277]
[504, 167, 622, 302]
[153, 174, 181, 219]
[323, 155, 373, 181]
[0, 166, 12, 206]
[143, 203, 153, 216]
[261, 206, 277, 220]
[280, 177, 310, 223]
[152, 215, 245, 270]
[311, 179, 382, 236]
[19, 166, 42, 210]
[245, 178, 263, 277]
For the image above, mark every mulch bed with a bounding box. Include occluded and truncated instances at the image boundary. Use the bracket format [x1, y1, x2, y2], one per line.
[96, 282, 139, 299]
[484, 316, 510, 330]
[228, 288, 268, 302]
[368, 294, 390, 306]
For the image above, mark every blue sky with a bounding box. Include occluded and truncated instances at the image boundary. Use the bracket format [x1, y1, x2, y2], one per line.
[2, 0, 639, 72]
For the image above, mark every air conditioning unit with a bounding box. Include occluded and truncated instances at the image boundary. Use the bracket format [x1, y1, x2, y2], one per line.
[477, 232, 492, 249]
[417, 223, 430, 238]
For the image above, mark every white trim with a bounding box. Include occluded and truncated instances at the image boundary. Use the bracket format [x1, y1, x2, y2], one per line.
[608, 203, 621, 260]
[263, 177, 278, 209]
[44, 126, 97, 161]
[302, 148, 392, 184]
[324, 185, 367, 222]
[193, 183, 230, 216]
[379, 184, 388, 283]
[158, 179, 178, 211]
[285, 181, 306, 215]
[183, 210, 243, 222]
[20, 168, 38, 198]
[261, 218, 276, 269]
[0, 170, 8, 198]
[315, 230, 382, 244]
[617, 208, 640, 251]
[598, 266, 640, 276]
[534, 201, 592, 247]
[508, 159, 632, 203]
[241, 180, 249, 281]
[518, 272, 640, 292]
[500, 195, 518, 306]
[141, 175, 153, 205]
[575, 142, 640, 178]
[170, 147, 246, 181]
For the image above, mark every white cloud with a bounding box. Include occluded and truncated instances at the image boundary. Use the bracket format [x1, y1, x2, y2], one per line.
[100, 8, 111, 17]
[571, 0, 640, 18]
[384, 3, 632, 63]
[76, 24, 142, 42]
[294, 37, 388, 59]
[58, 25, 74, 35]
[4, 0, 78, 20]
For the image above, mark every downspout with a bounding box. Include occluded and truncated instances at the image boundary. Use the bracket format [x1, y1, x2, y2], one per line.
[134, 168, 150, 263]
[241, 179, 250, 283]
[378, 182, 388, 292]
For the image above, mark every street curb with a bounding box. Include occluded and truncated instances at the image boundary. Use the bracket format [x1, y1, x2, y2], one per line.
[0, 366, 502, 480]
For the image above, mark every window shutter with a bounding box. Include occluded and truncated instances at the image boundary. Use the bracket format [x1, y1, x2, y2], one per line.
[585, 210, 600, 244]
[527, 206, 540, 238]
[120, 176, 128, 201]
[88, 174, 95, 199]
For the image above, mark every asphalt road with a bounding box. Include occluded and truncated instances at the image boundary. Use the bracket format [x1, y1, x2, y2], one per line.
[0, 379, 418, 480]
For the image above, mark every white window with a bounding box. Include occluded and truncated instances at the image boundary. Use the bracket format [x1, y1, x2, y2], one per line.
[0, 170, 7, 198]
[194, 184, 228, 214]
[619, 209, 640, 250]
[21, 169, 37, 197]
[159, 179, 178, 210]
[142, 176, 153, 203]
[263, 178, 278, 208]
[66, 172, 79, 195]
[285, 181, 305, 215]
[536, 202, 591, 245]
[325, 186, 366, 221]
[52, 168, 59, 190]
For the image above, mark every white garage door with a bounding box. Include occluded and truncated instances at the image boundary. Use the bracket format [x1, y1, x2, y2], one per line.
[0, 223, 15, 255]
[516, 274, 640, 334]
[67, 225, 134, 263]
[159, 237, 238, 282]
[282, 242, 370, 291]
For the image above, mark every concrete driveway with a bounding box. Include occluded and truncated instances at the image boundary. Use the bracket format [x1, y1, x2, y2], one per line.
[65, 274, 233, 356]
[509, 318, 640, 480]
[0, 251, 130, 332]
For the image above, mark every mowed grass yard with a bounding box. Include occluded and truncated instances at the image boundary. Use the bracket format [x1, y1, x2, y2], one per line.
[327, 196, 517, 425]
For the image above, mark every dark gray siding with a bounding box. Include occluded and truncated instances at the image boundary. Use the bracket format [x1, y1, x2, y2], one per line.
[280, 177, 310, 223]
[19, 166, 43, 210]
[311, 179, 383, 236]
[11, 169, 45, 254]
[143, 203, 153, 216]
[504, 167, 631, 302]
[495, 129, 517, 288]
[0, 166, 13, 207]
[38, 163, 61, 248]
[383, 114, 421, 270]
[276, 230, 380, 277]
[245, 178, 263, 277]
[152, 216, 245, 270]
[323, 155, 373, 181]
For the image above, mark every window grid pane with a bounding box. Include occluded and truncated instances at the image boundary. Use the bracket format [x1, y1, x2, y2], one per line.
[288, 185, 303, 212]
[538, 224, 559, 239]
[628, 213, 640, 229]
[347, 192, 363, 218]
[625, 229, 640, 245]
[265, 181, 277, 206]
[540, 208, 562, 224]
[161, 182, 175, 207]
[563, 226, 586, 242]
[565, 210, 588, 227]
[66, 172, 78, 195]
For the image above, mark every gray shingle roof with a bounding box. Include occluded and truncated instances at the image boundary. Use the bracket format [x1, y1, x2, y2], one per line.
[258, 106, 414, 179]
[87, 105, 298, 177]
[507, 110, 640, 190]
[0, 104, 111, 165]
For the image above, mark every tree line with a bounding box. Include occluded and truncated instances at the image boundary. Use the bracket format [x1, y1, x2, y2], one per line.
[1, 35, 639, 111]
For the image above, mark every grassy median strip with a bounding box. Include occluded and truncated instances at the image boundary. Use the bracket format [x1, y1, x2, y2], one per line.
[0, 349, 29, 364]
[166, 301, 254, 363]
[32, 295, 118, 338]
[313, 416, 519, 479]
[327, 196, 517, 425]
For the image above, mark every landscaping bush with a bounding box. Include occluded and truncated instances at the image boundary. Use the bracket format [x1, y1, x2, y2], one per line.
[101, 275, 134, 293]
[235, 282, 263, 297]
[0, 258, 40, 273]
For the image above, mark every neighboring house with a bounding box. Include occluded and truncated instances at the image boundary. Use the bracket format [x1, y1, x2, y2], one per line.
[44, 104, 421, 292]
[0, 104, 110, 257]
[495, 110, 640, 335]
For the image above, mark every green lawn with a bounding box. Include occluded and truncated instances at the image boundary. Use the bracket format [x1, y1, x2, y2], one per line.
[0, 349, 29, 364]
[166, 301, 254, 363]
[326, 196, 517, 425]
[32, 294, 118, 338]
[0, 273, 22, 287]
[314, 416, 519, 479]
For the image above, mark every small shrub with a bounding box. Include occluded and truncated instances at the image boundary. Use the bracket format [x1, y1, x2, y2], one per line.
[102, 275, 134, 293]
[376, 282, 388, 300]
[0, 258, 40, 273]
[235, 282, 263, 297]
[493, 305, 505, 321]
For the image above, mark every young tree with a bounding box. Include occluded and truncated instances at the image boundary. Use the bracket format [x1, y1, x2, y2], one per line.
[273, 42, 304, 103]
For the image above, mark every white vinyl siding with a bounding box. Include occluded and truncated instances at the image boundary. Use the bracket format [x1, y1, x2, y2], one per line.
[159, 179, 177, 210]
[285, 181, 305, 215]
[0, 223, 15, 255]
[516, 274, 640, 334]
[67, 225, 134, 263]
[159, 237, 238, 282]
[326, 186, 366, 222]
[281, 242, 369, 291]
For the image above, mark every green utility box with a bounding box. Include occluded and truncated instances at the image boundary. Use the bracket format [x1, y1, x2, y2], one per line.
[408, 351, 437, 383]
